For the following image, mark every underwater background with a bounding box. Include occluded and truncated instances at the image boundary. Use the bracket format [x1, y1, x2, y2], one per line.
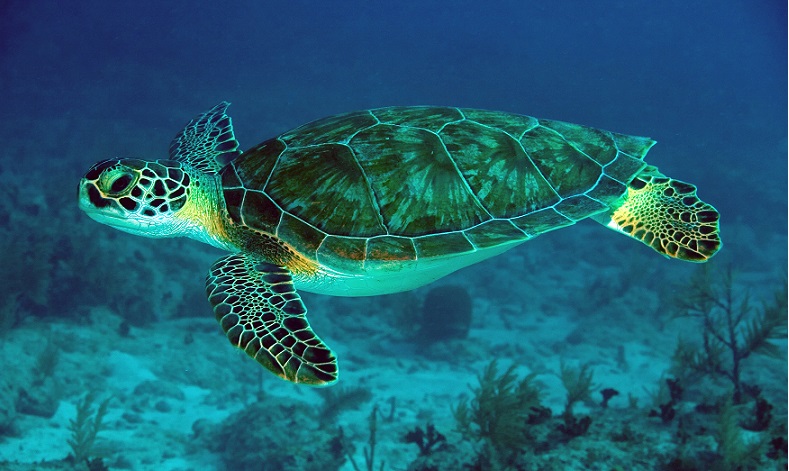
[0, 1, 786, 470]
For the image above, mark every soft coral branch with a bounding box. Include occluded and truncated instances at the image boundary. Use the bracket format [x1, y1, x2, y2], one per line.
[671, 264, 787, 404]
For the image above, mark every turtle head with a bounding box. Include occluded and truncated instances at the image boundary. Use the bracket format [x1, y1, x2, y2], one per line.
[78, 158, 194, 238]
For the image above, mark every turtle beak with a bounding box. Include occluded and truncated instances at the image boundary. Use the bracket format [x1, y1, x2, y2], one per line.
[77, 178, 124, 222]
[77, 178, 92, 211]
[78, 178, 107, 212]
[77, 176, 161, 238]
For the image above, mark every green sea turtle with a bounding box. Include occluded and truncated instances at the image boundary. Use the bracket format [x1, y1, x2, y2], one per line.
[78, 103, 721, 385]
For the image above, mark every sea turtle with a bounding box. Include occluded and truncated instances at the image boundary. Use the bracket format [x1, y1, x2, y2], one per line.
[78, 103, 721, 385]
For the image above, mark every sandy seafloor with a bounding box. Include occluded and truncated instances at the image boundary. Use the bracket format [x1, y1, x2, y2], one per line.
[0, 192, 785, 470]
[0, 1, 786, 470]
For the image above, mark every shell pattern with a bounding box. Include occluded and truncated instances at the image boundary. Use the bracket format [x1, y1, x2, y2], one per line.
[219, 107, 653, 272]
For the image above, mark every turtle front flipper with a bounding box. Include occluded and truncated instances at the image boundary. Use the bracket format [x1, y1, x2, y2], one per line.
[596, 169, 721, 262]
[205, 253, 338, 385]
[169, 102, 242, 174]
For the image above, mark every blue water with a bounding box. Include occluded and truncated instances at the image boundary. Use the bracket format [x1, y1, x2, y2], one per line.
[3, 1, 787, 225]
[1, 1, 786, 470]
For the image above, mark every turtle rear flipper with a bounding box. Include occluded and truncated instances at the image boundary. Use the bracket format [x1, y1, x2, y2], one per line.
[206, 253, 338, 385]
[596, 170, 721, 262]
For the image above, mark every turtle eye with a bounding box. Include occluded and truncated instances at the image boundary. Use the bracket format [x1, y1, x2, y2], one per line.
[103, 170, 138, 196]
[110, 174, 134, 193]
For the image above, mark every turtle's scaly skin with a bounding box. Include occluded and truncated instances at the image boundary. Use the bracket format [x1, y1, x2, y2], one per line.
[78, 103, 722, 386]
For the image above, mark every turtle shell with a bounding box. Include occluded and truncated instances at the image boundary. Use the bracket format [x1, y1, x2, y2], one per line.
[220, 107, 653, 272]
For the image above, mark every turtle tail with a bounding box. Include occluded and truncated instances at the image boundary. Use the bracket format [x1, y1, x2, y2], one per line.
[596, 168, 721, 262]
